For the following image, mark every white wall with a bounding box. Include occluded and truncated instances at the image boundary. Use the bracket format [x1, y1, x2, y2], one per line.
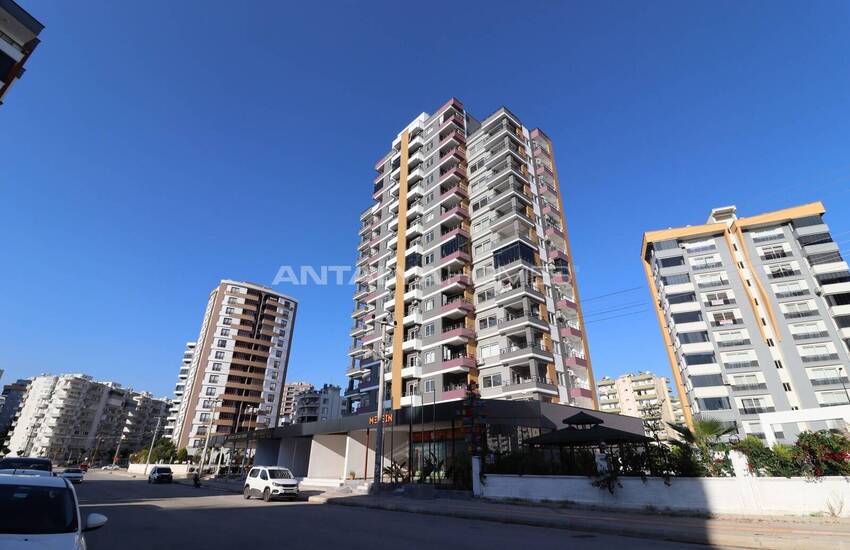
[478, 474, 850, 517]
[306, 434, 347, 479]
[128, 463, 194, 476]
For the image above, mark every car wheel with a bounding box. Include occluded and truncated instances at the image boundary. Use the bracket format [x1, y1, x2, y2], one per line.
[243, 486, 251, 500]
[263, 488, 271, 502]
[147, 479, 151, 484]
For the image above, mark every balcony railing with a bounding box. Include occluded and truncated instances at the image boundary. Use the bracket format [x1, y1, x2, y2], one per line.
[730, 383, 768, 391]
[792, 331, 830, 341]
[710, 319, 743, 327]
[692, 262, 723, 271]
[717, 339, 751, 348]
[698, 280, 729, 289]
[724, 360, 760, 369]
[752, 233, 785, 243]
[810, 377, 850, 386]
[784, 310, 819, 319]
[739, 406, 775, 415]
[801, 353, 841, 363]
[768, 270, 802, 280]
[775, 289, 810, 299]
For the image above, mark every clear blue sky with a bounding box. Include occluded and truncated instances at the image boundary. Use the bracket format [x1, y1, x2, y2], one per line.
[2, 1, 849, 397]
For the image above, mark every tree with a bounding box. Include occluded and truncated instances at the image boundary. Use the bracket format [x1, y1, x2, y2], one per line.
[667, 418, 735, 476]
[175, 448, 189, 463]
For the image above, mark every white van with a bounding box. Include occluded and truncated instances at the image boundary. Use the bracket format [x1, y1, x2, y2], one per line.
[243, 466, 299, 502]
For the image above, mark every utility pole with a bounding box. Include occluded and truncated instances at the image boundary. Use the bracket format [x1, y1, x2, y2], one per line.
[838, 366, 850, 404]
[372, 317, 392, 489]
[144, 416, 163, 474]
[197, 397, 221, 477]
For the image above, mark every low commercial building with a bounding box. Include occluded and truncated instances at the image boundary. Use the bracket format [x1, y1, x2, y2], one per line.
[597, 372, 684, 441]
[210, 401, 643, 486]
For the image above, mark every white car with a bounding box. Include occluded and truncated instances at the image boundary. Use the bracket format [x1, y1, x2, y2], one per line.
[0, 473, 107, 549]
[243, 466, 299, 501]
[59, 468, 85, 484]
[100, 464, 119, 471]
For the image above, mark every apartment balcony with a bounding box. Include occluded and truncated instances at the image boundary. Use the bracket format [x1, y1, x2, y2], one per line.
[717, 338, 752, 348]
[560, 324, 583, 340]
[441, 325, 475, 344]
[551, 271, 571, 285]
[439, 129, 465, 147]
[440, 205, 469, 223]
[556, 297, 577, 312]
[402, 309, 422, 326]
[440, 249, 471, 268]
[406, 220, 423, 237]
[489, 180, 529, 210]
[498, 312, 549, 335]
[784, 309, 820, 319]
[402, 336, 422, 352]
[810, 376, 850, 387]
[348, 344, 369, 358]
[544, 226, 566, 248]
[491, 204, 533, 233]
[400, 394, 422, 407]
[499, 342, 554, 364]
[730, 383, 768, 392]
[440, 297, 474, 317]
[441, 272, 472, 291]
[400, 363, 422, 379]
[495, 283, 545, 307]
[541, 201, 561, 219]
[792, 331, 830, 341]
[440, 356, 476, 372]
[564, 355, 588, 369]
[439, 182, 469, 207]
[723, 360, 760, 370]
[503, 377, 558, 395]
[492, 222, 536, 249]
[349, 321, 368, 337]
[439, 164, 467, 185]
[440, 225, 470, 244]
[441, 387, 467, 401]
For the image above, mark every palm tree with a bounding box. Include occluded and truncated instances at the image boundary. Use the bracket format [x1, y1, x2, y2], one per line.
[667, 418, 736, 476]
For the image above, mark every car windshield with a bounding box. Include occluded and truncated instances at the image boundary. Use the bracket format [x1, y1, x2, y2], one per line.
[0, 485, 78, 534]
[268, 469, 292, 479]
[157, 468, 171, 473]
[0, 458, 51, 472]
[64, 469, 82, 474]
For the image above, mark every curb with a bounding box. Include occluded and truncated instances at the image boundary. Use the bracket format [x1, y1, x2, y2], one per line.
[323, 497, 824, 549]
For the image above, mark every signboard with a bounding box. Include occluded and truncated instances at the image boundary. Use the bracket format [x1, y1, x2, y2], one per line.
[368, 413, 393, 425]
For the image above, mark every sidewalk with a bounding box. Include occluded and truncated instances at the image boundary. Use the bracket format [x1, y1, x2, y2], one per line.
[173, 475, 245, 494]
[313, 492, 850, 549]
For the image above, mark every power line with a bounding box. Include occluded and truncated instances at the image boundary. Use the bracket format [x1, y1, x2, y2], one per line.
[580, 286, 644, 302]
[584, 309, 651, 324]
[582, 301, 647, 318]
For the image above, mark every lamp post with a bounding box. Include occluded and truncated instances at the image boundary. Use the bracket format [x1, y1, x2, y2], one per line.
[837, 366, 850, 404]
[143, 416, 163, 475]
[197, 397, 222, 478]
[372, 316, 393, 490]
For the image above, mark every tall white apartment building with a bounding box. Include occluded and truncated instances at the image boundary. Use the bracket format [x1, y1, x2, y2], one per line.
[345, 99, 595, 415]
[643, 202, 850, 442]
[5, 374, 169, 462]
[164, 342, 196, 440]
[175, 280, 297, 454]
[0, 0, 43, 106]
[597, 372, 684, 441]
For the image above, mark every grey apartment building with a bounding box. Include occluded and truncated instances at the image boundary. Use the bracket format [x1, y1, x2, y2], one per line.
[642, 202, 850, 441]
[346, 98, 595, 415]
[0, 0, 43, 106]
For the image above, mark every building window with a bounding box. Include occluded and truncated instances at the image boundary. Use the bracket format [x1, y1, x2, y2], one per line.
[205, 387, 217, 396]
[215, 351, 226, 359]
[220, 328, 230, 336]
[223, 317, 232, 325]
[218, 339, 227, 348]
[211, 362, 222, 371]
[209, 375, 219, 384]
[425, 298, 434, 312]
[424, 323, 435, 337]
[424, 379, 435, 393]
[225, 307, 234, 314]
[199, 413, 210, 422]
[425, 351, 436, 363]
[276, 350, 282, 357]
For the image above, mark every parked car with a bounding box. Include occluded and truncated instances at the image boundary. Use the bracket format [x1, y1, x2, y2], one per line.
[77, 464, 89, 472]
[100, 464, 119, 471]
[0, 473, 107, 549]
[59, 468, 84, 484]
[0, 457, 53, 477]
[243, 466, 299, 501]
[148, 466, 172, 484]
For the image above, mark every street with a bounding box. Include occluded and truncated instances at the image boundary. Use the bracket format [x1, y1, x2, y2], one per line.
[75, 470, 708, 550]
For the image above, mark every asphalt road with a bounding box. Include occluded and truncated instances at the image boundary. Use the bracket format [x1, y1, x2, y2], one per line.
[75, 470, 708, 550]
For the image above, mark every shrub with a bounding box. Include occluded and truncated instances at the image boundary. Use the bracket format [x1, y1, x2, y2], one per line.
[793, 431, 850, 478]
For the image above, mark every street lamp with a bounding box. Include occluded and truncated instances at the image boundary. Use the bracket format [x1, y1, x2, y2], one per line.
[372, 315, 394, 490]
[197, 396, 223, 478]
[837, 366, 850, 404]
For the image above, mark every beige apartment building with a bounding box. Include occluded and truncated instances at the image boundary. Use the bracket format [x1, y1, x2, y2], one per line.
[597, 372, 685, 440]
[174, 280, 297, 454]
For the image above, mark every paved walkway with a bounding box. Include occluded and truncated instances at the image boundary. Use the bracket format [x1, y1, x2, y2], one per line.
[313, 492, 850, 549]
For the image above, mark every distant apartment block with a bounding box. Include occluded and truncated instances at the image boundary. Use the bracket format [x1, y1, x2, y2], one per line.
[293, 384, 342, 424]
[597, 372, 684, 441]
[346, 98, 595, 415]
[174, 280, 297, 454]
[0, 378, 28, 444]
[0, 0, 43, 105]
[5, 374, 169, 462]
[164, 342, 196, 440]
[643, 202, 850, 442]
[279, 382, 313, 425]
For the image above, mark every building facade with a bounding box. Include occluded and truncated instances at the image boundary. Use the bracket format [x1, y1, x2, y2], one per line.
[293, 384, 342, 424]
[4, 374, 170, 462]
[279, 382, 313, 425]
[642, 202, 850, 442]
[0, 0, 43, 105]
[0, 378, 29, 446]
[346, 99, 595, 416]
[164, 342, 196, 440]
[597, 372, 684, 441]
[175, 280, 298, 454]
